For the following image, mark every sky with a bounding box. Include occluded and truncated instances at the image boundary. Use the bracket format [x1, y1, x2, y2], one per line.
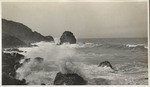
[2, 1, 148, 38]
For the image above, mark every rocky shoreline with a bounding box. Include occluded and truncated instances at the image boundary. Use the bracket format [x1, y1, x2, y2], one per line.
[2, 19, 115, 85]
[2, 48, 115, 85]
[2, 51, 26, 85]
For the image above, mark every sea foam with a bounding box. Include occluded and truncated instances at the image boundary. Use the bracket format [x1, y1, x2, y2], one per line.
[15, 41, 148, 85]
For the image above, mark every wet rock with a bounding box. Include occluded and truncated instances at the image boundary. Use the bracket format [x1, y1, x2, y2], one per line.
[34, 57, 44, 63]
[2, 52, 26, 85]
[54, 72, 87, 85]
[98, 61, 113, 69]
[2, 53, 24, 74]
[60, 31, 76, 44]
[24, 58, 31, 63]
[41, 83, 46, 85]
[2, 72, 26, 85]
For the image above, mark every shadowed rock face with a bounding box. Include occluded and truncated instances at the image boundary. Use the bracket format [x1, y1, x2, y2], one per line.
[2, 72, 26, 85]
[60, 31, 76, 44]
[98, 61, 113, 69]
[2, 52, 26, 85]
[54, 72, 87, 85]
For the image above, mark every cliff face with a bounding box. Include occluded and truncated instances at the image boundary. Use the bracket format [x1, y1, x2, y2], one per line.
[2, 19, 54, 47]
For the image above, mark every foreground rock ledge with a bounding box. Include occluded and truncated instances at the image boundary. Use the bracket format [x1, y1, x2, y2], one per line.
[54, 72, 87, 85]
[60, 31, 76, 44]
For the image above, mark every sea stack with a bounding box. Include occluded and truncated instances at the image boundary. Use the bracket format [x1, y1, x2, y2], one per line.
[98, 61, 113, 69]
[60, 31, 76, 45]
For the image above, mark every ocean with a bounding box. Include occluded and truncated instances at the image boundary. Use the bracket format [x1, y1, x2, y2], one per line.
[14, 38, 148, 85]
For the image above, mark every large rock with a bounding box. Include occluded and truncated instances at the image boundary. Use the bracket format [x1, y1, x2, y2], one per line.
[34, 57, 44, 63]
[2, 53, 24, 76]
[2, 72, 26, 85]
[2, 52, 26, 85]
[60, 31, 76, 44]
[54, 72, 87, 85]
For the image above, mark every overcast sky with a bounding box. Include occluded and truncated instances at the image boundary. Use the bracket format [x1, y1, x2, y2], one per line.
[2, 2, 148, 38]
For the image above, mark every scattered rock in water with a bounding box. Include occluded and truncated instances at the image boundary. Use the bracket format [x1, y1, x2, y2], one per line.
[60, 31, 76, 44]
[94, 78, 111, 85]
[98, 61, 113, 69]
[34, 57, 44, 63]
[24, 58, 31, 63]
[54, 72, 87, 85]
[41, 83, 46, 85]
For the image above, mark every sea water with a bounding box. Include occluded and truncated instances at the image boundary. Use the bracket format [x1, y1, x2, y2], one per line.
[15, 38, 148, 85]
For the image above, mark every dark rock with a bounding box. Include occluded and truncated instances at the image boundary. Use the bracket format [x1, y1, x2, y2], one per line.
[34, 57, 44, 63]
[54, 72, 87, 85]
[45, 36, 54, 42]
[2, 52, 24, 75]
[41, 83, 46, 85]
[14, 63, 23, 70]
[2, 52, 26, 85]
[2, 72, 26, 85]
[24, 58, 31, 63]
[98, 61, 113, 69]
[60, 31, 76, 44]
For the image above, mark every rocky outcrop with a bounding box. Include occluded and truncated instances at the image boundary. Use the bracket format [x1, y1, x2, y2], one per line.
[2, 72, 26, 85]
[54, 72, 87, 85]
[2, 52, 26, 85]
[98, 61, 113, 69]
[2, 19, 54, 47]
[60, 31, 76, 44]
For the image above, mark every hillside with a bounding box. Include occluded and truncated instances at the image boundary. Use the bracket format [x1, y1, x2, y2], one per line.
[2, 19, 54, 43]
[2, 19, 54, 47]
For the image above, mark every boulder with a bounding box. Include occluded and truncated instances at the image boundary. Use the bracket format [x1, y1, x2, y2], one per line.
[98, 61, 113, 69]
[54, 72, 87, 85]
[60, 31, 76, 44]
[34, 57, 44, 63]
